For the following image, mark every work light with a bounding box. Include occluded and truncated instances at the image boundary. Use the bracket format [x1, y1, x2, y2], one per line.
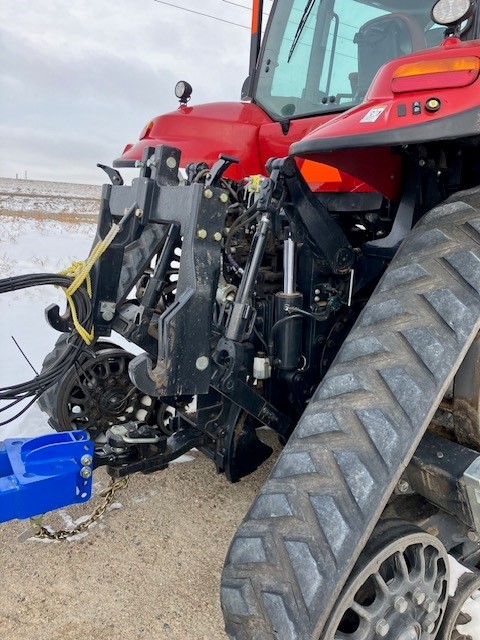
[432, 0, 474, 26]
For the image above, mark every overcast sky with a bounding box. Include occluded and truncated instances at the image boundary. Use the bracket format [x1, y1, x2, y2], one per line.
[1, 1, 265, 184]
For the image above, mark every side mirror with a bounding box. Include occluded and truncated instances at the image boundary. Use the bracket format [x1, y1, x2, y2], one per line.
[241, 76, 253, 101]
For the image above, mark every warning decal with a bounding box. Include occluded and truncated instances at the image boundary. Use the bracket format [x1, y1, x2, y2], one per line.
[360, 107, 386, 123]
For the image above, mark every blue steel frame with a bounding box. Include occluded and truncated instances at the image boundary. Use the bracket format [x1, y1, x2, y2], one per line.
[0, 431, 94, 522]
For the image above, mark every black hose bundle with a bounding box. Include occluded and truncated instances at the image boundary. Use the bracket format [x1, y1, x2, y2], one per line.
[0, 273, 92, 425]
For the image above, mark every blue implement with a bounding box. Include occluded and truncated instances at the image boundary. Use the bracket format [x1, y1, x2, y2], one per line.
[0, 431, 94, 523]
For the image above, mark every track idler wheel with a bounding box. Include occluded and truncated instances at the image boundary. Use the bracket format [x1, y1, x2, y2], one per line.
[437, 566, 480, 640]
[322, 521, 449, 640]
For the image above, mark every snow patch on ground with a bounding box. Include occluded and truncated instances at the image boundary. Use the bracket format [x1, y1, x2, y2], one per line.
[0, 212, 96, 436]
[448, 555, 480, 637]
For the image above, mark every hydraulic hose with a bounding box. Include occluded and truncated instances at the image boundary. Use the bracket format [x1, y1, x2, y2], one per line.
[0, 273, 92, 424]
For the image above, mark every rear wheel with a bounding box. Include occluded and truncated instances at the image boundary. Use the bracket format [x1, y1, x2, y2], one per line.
[323, 521, 449, 640]
[37, 335, 163, 439]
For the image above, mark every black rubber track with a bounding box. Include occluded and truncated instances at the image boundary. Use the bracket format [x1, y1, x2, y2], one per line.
[221, 189, 480, 640]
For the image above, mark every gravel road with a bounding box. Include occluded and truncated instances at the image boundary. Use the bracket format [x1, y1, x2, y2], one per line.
[0, 448, 277, 640]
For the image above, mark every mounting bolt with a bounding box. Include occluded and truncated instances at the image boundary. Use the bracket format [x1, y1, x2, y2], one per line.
[80, 467, 92, 479]
[412, 589, 426, 605]
[219, 192, 229, 203]
[80, 454, 93, 467]
[394, 596, 408, 613]
[196, 356, 209, 371]
[396, 479, 410, 494]
[204, 188, 213, 199]
[423, 598, 435, 613]
[375, 619, 390, 637]
[100, 301, 116, 322]
[422, 617, 435, 634]
[166, 156, 177, 169]
[135, 208, 143, 218]
[468, 531, 480, 542]
[213, 232, 222, 242]
[197, 229, 208, 239]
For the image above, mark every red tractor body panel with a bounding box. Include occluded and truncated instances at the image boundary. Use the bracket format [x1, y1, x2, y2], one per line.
[116, 102, 271, 180]
[259, 118, 372, 193]
[116, 101, 369, 192]
[291, 38, 480, 199]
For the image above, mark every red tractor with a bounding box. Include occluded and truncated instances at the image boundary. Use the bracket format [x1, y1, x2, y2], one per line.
[5, 0, 480, 637]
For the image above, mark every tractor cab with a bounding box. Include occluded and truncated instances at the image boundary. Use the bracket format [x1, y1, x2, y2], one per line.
[251, 0, 450, 121]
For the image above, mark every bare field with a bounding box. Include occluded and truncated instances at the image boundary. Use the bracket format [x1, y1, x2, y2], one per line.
[0, 178, 101, 222]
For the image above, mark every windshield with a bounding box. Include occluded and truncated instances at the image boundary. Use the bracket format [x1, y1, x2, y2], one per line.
[254, 0, 444, 120]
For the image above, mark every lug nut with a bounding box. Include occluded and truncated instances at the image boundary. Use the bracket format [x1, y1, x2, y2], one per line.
[423, 598, 435, 613]
[80, 454, 93, 467]
[80, 467, 92, 479]
[394, 596, 408, 613]
[396, 479, 410, 494]
[412, 589, 426, 605]
[422, 617, 435, 634]
[197, 229, 207, 239]
[213, 232, 222, 242]
[219, 193, 229, 203]
[375, 619, 390, 637]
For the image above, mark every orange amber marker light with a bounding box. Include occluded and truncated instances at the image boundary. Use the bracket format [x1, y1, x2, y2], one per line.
[139, 121, 154, 139]
[391, 57, 480, 92]
[393, 57, 480, 78]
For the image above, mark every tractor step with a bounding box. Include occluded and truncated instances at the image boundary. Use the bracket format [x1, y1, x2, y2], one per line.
[221, 189, 480, 639]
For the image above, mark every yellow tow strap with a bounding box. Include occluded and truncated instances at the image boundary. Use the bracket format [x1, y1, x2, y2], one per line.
[59, 223, 121, 345]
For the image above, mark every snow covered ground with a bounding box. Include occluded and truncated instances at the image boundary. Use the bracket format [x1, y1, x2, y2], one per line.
[1, 178, 480, 636]
[0, 193, 97, 437]
[0, 177, 101, 220]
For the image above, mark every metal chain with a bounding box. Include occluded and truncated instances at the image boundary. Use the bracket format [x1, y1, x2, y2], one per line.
[21, 476, 129, 541]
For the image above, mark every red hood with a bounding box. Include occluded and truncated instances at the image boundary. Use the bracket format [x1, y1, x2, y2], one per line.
[115, 101, 273, 180]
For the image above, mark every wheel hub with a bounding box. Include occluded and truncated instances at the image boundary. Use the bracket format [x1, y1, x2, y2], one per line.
[322, 520, 449, 640]
[44, 346, 160, 438]
[99, 389, 130, 414]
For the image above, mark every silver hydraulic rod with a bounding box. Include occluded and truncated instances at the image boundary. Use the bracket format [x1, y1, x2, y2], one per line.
[283, 228, 295, 295]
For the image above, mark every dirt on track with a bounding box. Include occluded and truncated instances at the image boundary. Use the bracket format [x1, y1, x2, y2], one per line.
[0, 449, 277, 640]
